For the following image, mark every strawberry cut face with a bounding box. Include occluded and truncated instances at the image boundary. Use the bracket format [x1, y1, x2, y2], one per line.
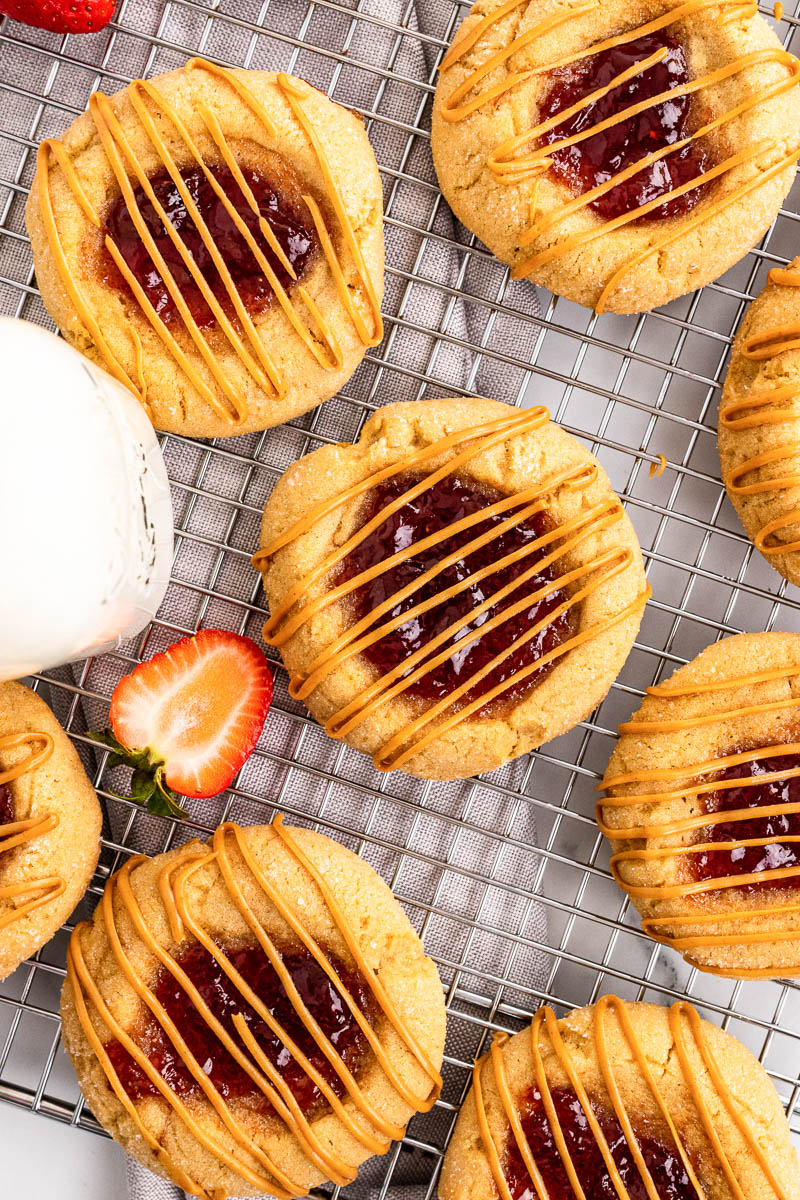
[93, 630, 273, 811]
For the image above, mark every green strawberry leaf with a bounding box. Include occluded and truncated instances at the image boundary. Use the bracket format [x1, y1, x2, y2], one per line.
[151, 768, 189, 820]
[88, 729, 154, 771]
[88, 728, 188, 820]
[129, 768, 158, 803]
[86, 729, 127, 754]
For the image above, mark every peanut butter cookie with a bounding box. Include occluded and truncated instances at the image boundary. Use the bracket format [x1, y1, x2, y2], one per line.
[600, 632, 800, 978]
[431, 0, 800, 313]
[61, 817, 445, 1199]
[26, 60, 384, 439]
[440, 998, 800, 1200]
[255, 397, 648, 780]
[719, 256, 800, 586]
[0, 681, 101, 980]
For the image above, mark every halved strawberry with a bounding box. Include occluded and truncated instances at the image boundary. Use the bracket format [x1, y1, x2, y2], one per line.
[0, 0, 115, 34]
[90, 629, 272, 818]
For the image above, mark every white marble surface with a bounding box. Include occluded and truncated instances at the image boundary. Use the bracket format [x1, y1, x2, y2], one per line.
[1, 1102, 126, 1198]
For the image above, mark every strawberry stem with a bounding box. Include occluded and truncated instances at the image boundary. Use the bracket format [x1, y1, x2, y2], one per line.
[88, 729, 189, 819]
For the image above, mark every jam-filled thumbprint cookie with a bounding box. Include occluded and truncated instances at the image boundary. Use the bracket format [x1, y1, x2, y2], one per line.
[431, 0, 800, 314]
[26, 60, 384, 439]
[0, 681, 101, 981]
[254, 398, 649, 780]
[719, 256, 800, 586]
[599, 632, 800, 978]
[61, 817, 445, 1199]
[439, 998, 800, 1200]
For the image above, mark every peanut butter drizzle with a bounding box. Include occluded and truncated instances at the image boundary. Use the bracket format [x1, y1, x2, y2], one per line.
[254, 408, 649, 773]
[36, 60, 381, 425]
[65, 817, 441, 1198]
[722, 268, 800, 558]
[598, 663, 800, 973]
[0, 732, 65, 930]
[437, 0, 800, 311]
[473, 997, 788, 1200]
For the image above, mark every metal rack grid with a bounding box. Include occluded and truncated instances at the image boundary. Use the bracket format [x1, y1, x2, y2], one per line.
[3, 0, 800, 1194]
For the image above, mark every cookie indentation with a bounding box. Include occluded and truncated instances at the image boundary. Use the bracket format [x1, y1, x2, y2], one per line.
[103, 162, 318, 329]
[539, 33, 709, 222]
[104, 941, 374, 1118]
[504, 1085, 694, 1200]
[692, 747, 800, 891]
[0, 785, 13, 827]
[337, 473, 575, 714]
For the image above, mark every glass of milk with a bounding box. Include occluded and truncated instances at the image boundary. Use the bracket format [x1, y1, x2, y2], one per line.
[0, 318, 174, 681]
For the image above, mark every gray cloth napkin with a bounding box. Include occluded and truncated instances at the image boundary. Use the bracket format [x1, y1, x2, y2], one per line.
[23, 0, 549, 1195]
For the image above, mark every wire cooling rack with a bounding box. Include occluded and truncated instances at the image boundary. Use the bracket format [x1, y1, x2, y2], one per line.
[5, 0, 800, 1195]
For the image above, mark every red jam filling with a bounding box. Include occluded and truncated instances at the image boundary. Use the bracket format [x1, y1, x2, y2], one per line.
[539, 32, 710, 221]
[336, 473, 575, 713]
[0, 784, 13, 827]
[103, 162, 317, 328]
[104, 942, 374, 1117]
[692, 749, 800, 891]
[505, 1086, 696, 1200]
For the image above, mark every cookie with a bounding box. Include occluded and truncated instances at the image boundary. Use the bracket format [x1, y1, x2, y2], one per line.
[719, 257, 800, 585]
[255, 397, 648, 781]
[439, 997, 800, 1200]
[431, 0, 800, 314]
[0, 681, 101, 981]
[26, 59, 384, 439]
[61, 817, 445, 1199]
[598, 631, 800, 978]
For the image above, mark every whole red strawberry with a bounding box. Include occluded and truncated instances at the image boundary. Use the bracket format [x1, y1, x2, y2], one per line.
[0, 0, 115, 34]
[89, 629, 273, 818]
